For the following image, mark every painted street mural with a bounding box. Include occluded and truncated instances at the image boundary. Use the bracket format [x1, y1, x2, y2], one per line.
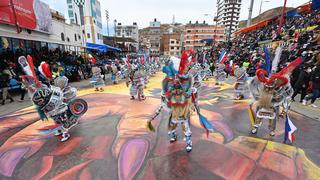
[0, 74, 319, 180]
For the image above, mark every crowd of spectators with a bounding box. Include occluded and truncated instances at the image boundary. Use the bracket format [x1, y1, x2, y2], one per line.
[207, 8, 320, 108]
[0, 50, 94, 105]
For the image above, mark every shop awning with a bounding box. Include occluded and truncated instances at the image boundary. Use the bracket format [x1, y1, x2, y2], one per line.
[200, 38, 214, 44]
[234, 19, 269, 35]
[86, 42, 121, 52]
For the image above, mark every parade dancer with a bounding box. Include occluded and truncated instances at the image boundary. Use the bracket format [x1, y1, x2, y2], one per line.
[18, 55, 88, 142]
[126, 64, 146, 101]
[111, 63, 118, 84]
[148, 51, 214, 152]
[234, 67, 249, 100]
[249, 57, 302, 136]
[213, 63, 227, 85]
[91, 66, 104, 92]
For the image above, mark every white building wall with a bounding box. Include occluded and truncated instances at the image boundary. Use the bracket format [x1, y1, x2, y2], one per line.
[82, 0, 103, 44]
[0, 19, 83, 52]
[116, 23, 139, 50]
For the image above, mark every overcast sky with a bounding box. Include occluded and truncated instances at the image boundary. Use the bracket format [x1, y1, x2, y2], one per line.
[44, 0, 310, 33]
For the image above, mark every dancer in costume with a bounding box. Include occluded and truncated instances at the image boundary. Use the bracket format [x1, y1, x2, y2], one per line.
[91, 66, 105, 92]
[249, 57, 302, 136]
[19, 55, 88, 142]
[126, 64, 146, 101]
[111, 63, 118, 84]
[148, 50, 214, 152]
[213, 63, 227, 85]
[234, 67, 249, 100]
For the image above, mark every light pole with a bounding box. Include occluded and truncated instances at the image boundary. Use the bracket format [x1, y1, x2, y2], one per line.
[114, 19, 117, 47]
[105, 10, 110, 36]
[259, 0, 270, 15]
[247, 0, 255, 27]
[204, 13, 218, 42]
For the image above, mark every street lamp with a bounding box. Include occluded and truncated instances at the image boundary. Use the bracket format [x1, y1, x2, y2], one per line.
[259, 0, 270, 15]
[204, 13, 218, 42]
[114, 19, 117, 47]
[105, 10, 110, 36]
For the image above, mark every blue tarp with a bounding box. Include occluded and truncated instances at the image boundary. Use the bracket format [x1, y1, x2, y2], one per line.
[86, 42, 121, 52]
[200, 38, 214, 44]
[286, 9, 297, 17]
[312, 0, 320, 10]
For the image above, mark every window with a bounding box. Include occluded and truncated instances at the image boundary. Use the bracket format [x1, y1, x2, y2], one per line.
[171, 41, 175, 44]
[186, 41, 190, 44]
[87, 33, 91, 38]
[75, 13, 78, 25]
[68, 10, 73, 17]
[170, 47, 174, 50]
[61, 33, 65, 41]
[74, 34, 77, 41]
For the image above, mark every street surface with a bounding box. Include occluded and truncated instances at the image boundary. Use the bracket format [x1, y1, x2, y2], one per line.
[0, 73, 319, 180]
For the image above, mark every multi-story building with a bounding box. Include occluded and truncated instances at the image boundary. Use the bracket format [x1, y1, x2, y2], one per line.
[160, 25, 184, 57]
[115, 22, 139, 52]
[0, 7, 83, 65]
[67, 0, 81, 25]
[149, 19, 161, 56]
[161, 33, 182, 57]
[183, 21, 225, 50]
[71, 0, 103, 44]
[217, 0, 242, 38]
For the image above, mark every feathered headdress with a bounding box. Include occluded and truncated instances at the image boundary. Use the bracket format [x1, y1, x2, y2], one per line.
[256, 57, 303, 88]
[178, 50, 195, 76]
[38, 61, 53, 80]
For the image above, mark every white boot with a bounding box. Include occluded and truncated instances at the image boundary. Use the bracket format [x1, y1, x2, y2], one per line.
[55, 130, 62, 136]
[61, 132, 70, 142]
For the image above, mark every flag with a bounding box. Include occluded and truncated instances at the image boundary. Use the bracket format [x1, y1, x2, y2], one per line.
[89, 54, 95, 64]
[263, 46, 271, 75]
[219, 51, 228, 64]
[284, 114, 297, 143]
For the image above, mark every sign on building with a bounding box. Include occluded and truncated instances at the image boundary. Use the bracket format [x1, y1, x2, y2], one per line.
[0, 0, 52, 33]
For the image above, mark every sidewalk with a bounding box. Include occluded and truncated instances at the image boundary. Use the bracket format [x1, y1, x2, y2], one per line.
[290, 95, 320, 121]
[226, 77, 320, 121]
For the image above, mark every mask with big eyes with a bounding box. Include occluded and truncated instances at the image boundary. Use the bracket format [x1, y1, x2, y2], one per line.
[32, 86, 52, 107]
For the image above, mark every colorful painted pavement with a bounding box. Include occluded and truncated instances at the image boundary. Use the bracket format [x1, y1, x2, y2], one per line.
[0, 73, 319, 180]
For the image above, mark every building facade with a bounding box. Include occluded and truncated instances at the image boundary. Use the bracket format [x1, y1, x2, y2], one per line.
[0, 9, 83, 65]
[161, 33, 182, 57]
[217, 0, 242, 38]
[183, 21, 225, 50]
[160, 24, 184, 57]
[70, 0, 103, 44]
[149, 19, 161, 56]
[67, 0, 81, 25]
[115, 23, 139, 52]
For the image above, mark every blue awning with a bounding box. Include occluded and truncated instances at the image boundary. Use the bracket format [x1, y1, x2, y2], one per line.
[86, 42, 121, 52]
[286, 9, 297, 17]
[200, 38, 214, 44]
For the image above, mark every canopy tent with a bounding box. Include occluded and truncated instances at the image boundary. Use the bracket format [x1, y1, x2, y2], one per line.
[234, 20, 269, 35]
[200, 38, 214, 44]
[86, 42, 121, 52]
[311, 0, 320, 10]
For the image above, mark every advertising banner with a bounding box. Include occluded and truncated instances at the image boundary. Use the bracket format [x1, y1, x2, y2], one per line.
[0, 0, 52, 33]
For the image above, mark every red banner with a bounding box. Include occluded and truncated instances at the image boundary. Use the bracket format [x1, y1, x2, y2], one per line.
[0, 0, 15, 25]
[0, 0, 51, 33]
[14, 0, 37, 29]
